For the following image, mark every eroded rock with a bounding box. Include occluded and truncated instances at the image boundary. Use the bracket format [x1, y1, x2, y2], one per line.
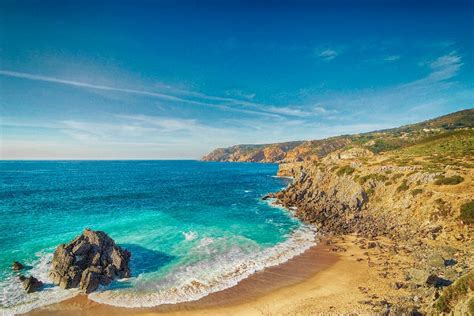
[12, 261, 24, 271]
[20, 276, 43, 293]
[49, 229, 131, 294]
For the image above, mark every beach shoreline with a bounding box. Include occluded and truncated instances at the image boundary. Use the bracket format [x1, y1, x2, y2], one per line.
[21, 172, 401, 315]
[27, 234, 416, 315]
[18, 165, 324, 315]
[26, 240, 339, 315]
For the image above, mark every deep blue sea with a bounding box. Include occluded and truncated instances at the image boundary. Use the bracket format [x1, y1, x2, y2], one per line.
[0, 160, 315, 314]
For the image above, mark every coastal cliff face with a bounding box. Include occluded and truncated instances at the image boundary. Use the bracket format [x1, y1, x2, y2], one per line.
[203, 109, 474, 314]
[201, 137, 352, 162]
[275, 147, 473, 240]
[272, 139, 473, 314]
[202, 109, 474, 163]
[201, 141, 304, 162]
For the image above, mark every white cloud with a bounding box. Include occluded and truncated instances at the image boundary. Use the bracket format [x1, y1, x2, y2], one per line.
[316, 49, 339, 61]
[305, 52, 469, 126]
[1, 48, 470, 160]
[401, 52, 462, 90]
[0, 70, 187, 102]
[426, 52, 462, 81]
[0, 69, 310, 118]
[225, 89, 256, 100]
[384, 55, 400, 62]
[115, 114, 212, 132]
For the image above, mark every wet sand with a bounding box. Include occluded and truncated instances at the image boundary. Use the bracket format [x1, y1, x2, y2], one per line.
[28, 234, 403, 315]
[27, 240, 340, 315]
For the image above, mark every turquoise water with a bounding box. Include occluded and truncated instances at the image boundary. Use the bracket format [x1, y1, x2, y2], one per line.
[0, 160, 315, 313]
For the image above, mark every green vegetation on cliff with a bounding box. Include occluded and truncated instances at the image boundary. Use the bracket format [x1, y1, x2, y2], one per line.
[433, 272, 474, 313]
[460, 201, 474, 224]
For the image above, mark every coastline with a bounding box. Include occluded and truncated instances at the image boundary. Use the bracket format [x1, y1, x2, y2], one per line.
[20, 153, 473, 315]
[27, 234, 415, 315]
[21, 170, 403, 315]
[26, 241, 337, 315]
[22, 168, 322, 315]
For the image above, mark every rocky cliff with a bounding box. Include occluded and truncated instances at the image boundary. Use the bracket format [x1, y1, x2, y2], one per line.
[202, 109, 474, 163]
[270, 134, 473, 314]
[203, 109, 474, 313]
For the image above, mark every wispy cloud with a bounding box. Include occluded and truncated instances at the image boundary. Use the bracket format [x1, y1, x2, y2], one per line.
[316, 49, 339, 61]
[307, 51, 468, 125]
[425, 52, 462, 82]
[384, 55, 400, 62]
[403, 51, 462, 89]
[225, 89, 256, 100]
[0, 70, 187, 102]
[115, 114, 217, 133]
[0, 69, 314, 119]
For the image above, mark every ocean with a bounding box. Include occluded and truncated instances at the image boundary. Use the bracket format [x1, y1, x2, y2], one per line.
[0, 160, 315, 314]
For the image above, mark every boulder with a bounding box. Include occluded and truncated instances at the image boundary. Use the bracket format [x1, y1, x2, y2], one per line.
[427, 253, 445, 268]
[20, 276, 43, 293]
[426, 274, 452, 287]
[12, 261, 24, 271]
[408, 268, 430, 285]
[367, 241, 378, 249]
[49, 229, 131, 294]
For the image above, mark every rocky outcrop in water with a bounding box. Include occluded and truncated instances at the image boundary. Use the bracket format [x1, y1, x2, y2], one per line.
[19, 276, 43, 293]
[49, 229, 131, 294]
[12, 261, 24, 271]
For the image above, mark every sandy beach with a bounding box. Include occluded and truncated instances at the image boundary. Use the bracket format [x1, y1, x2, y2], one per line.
[27, 234, 412, 315]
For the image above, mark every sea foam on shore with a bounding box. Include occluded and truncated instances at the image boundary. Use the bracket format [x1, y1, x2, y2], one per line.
[0, 161, 310, 314]
[87, 224, 316, 307]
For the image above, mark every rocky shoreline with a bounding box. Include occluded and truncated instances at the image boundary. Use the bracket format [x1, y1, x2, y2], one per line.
[202, 110, 474, 314]
[264, 148, 473, 314]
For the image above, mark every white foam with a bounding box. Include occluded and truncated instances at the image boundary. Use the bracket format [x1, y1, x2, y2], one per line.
[0, 252, 79, 315]
[1, 210, 316, 314]
[182, 231, 198, 241]
[197, 237, 215, 249]
[87, 224, 316, 308]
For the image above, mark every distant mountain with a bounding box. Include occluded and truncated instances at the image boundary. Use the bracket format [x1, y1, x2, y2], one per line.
[202, 108, 474, 163]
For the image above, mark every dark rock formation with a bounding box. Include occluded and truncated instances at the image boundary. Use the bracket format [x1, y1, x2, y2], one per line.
[19, 275, 43, 293]
[426, 274, 452, 287]
[12, 261, 24, 271]
[49, 228, 131, 294]
[261, 193, 275, 200]
[273, 168, 372, 236]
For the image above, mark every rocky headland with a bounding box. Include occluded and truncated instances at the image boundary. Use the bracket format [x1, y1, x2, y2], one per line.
[204, 109, 474, 314]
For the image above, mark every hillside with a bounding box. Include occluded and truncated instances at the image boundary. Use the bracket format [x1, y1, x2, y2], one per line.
[203, 108, 474, 314]
[270, 127, 474, 314]
[202, 108, 474, 162]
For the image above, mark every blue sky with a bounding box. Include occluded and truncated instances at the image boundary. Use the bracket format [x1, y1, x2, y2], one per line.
[1, 0, 473, 159]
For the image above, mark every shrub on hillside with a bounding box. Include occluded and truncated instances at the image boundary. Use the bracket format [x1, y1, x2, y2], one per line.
[391, 173, 404, 181]
[460, 201, 474, 224]
[358, 173, 389, 185]
[396, 180, 409, 192]
[433, 272, 474, 313]
[336, 165, 355, 176]
[434, 175, 464, 185]
[411, 188, 423, 196]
